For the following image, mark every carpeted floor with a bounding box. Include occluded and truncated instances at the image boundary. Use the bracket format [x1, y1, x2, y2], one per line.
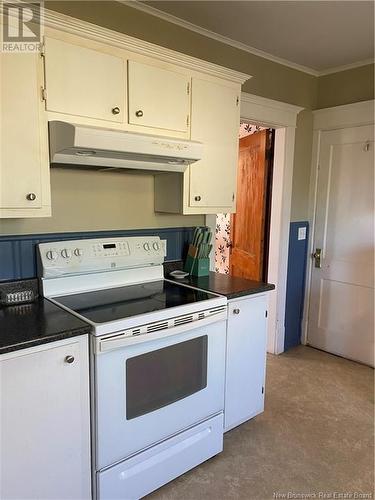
[148, 345, 374, 500]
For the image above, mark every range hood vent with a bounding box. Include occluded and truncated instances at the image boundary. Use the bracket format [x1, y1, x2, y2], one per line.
[48, 121, 203, 173]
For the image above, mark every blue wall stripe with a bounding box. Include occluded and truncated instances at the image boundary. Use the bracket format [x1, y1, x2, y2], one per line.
[0, 227, 195, 282]
[284, 221, 309, 351]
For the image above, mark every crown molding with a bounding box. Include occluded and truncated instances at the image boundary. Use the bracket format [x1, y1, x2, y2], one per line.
[122, 1, 374, 78]
[37, 6, 250, 85]
[121, 0, 319, 77]
[317, 59, 374, 76]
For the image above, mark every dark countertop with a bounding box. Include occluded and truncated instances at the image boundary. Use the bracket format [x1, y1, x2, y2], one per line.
[0, 298, 91, 355]
[164, 262, 275, 300]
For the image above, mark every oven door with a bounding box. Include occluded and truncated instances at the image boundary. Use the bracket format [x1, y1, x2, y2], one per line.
[93, 313, 226, 470]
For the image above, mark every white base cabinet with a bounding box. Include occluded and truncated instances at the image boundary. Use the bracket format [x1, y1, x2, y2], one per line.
[224, 294, 268, 432]
[0, 336, 91, 500]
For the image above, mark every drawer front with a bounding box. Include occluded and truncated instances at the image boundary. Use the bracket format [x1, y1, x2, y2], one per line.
[97, 413, 223, 500]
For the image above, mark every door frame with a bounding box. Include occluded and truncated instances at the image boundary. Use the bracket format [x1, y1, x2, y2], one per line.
[207, 92, 303, 354]
[302, 99, 375, 345]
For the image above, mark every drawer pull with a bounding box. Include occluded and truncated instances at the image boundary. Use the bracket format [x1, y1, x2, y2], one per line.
[26, 192, 36, 201]
[65, 355, 75, 364]
[135, 110, 144, 117]
[112, 107, 121, 115]
[233, 308, 240, 315]
[194, 196, 201, 202]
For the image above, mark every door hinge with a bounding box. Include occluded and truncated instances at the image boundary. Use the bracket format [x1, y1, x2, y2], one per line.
[236, 96, 239, 106]
[40, 86, 47, 102]
[262, 386, 264, 394]
[187, 82, 190, 95]
[39, 38, 45, 58]
[265, 310, 268, 318]
[186, 115, 190, 127]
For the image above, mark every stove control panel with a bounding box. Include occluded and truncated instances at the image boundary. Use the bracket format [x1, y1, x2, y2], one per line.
[38, 236, 166, 277]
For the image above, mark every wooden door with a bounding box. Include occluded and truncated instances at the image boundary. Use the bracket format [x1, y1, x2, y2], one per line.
[44, 37, 125, 123]
[0, 336, 91, 499]
[230, 130, 273, 281]
[1, 52, 46, 210]
[189, 78, 239, 209]
[128, 60, 190, 132]
[308, 125, 374, 366]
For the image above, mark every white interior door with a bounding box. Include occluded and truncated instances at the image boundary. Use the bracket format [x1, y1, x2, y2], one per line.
[308, 125, 374, 366]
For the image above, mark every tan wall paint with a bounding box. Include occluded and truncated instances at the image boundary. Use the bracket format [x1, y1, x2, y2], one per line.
[317, 64, 374, 109]
[0, 169, 204, 235]
[3, 1, 371, 234]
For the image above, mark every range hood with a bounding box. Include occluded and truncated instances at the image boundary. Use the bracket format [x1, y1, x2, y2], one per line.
[48, 121, 203, 173]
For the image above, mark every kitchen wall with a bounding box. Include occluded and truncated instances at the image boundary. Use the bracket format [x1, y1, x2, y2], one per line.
[2, 1, 373, 235]
[317, 64, 374, 109]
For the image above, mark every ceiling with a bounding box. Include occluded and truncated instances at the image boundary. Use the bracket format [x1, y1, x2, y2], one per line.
[133, 1, 374, 74]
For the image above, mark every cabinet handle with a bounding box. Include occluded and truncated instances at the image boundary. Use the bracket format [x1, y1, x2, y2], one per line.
[65, 355, 75, 364]
[233, 308, 240, 315]
[194, 196, 201, 202]
[26, 193, 37, 201]
[135, 110, 144, 117]
[112, 107, 121, 115]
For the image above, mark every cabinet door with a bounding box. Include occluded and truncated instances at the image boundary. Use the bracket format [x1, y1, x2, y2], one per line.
[128, 60, 190, 132]
[44, 37, 125, 123]
[1, 52, 48, 210]
[225, 295, 267, 432]
[189, 78, 240, 209]
[0, 336, 91, 500]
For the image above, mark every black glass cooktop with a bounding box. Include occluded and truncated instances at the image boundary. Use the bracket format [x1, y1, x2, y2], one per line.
[52, 280, 217, 324]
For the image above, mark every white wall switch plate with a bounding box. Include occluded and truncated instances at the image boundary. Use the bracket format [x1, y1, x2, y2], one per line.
[161, 239, 167, 256]
[298, 227, 307, 241]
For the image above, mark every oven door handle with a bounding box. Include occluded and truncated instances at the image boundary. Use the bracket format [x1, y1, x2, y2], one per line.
[97, 310, 227, 353]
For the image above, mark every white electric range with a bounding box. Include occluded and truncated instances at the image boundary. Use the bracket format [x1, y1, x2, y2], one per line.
[38, 236, 227, 500]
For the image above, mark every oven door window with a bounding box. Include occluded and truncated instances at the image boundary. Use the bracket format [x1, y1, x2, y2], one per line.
[126, 336, 208, 420]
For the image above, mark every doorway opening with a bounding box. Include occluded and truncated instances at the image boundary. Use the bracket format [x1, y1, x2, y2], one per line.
[214, 122, 275, 282]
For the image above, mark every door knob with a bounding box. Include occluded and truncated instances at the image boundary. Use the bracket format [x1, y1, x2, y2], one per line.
[194, 196, 201, 202]
[233, 308, 240, 315]
[135, 110, 144, 117]
[312, 248, 322, 268]
[26, 193, 36, 201]
[112, 107, 120, 115]
[65, 355, 75, 364]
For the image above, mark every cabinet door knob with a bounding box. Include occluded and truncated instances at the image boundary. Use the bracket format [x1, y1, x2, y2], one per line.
[112, 106, 121, 115]
[26, 192, 37, 201]
[65, 355, 75, 364]
[194, 195, 201, 202]
[233, 308, 240, 315]
[135, 110, 144, 117]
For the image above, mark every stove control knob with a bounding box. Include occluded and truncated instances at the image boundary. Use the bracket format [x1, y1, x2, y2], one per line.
[74, 248, 83, 257]
[143, 242, 150, 251]
[61, 248, 72, 259]
[153, 242, 160, 251]
[46, 250, 58, 261]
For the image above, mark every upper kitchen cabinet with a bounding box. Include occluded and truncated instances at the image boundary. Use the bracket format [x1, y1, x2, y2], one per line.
[155, 77, 241, 214]
[44, 37, 125, 123]
[127, 61, 190, 134]
[0, 52, 50, 218]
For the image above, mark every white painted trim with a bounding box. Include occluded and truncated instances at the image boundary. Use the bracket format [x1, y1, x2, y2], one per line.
[241, 93, 303, 128]
[318, 59, 374, 76]
[35, 4, 250, 85]
[303, 100, 375, 345]
[121, 0, 319, 76]
[207, 92, 302, 355]
[121, 0, 374, 77]
[313, 100, 375, 130]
